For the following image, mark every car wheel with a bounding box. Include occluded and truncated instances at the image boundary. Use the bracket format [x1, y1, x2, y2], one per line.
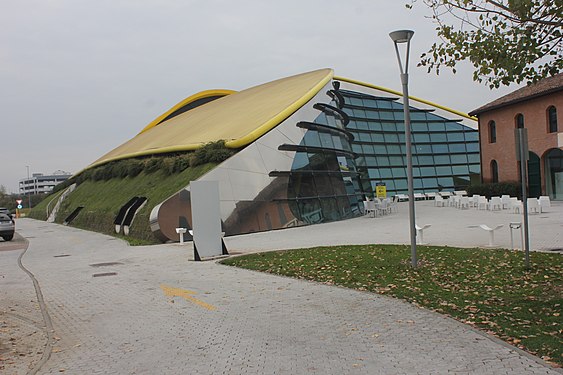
[3, 235, 13, 241]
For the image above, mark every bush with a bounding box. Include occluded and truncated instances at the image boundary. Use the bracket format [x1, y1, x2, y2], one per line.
[145, 158, 162, 174]
[161, 158, 175, 175]
[65, 141, 237, 183]
[189, 140, 235, 167]
[173, 155, 191, 173]
[467, 181, 522, 199]
[126, 159, 144, 177]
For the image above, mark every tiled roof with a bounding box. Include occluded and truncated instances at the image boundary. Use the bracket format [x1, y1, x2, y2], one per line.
[469, 73, 563, 116]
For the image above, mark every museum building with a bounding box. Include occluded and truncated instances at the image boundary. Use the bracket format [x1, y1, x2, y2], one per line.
[91, 69, 481, 242]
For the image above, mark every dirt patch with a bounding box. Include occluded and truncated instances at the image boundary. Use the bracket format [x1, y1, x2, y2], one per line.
[0, 311, 45, 374]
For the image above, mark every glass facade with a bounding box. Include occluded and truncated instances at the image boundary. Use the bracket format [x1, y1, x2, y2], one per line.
[275, 104, 364, 225]
[274, 84, 480, 225]
[338, 88, 480, 197]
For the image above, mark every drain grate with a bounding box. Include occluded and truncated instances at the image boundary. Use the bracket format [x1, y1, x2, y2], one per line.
[54, 254, 71, 258]
[89, 262, 124, 268]
[92, 272, 118, 278]
[547, 248, 563, 252]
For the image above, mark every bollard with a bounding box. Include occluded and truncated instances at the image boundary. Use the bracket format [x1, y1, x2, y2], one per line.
[415, 224, 432, 245]
[175, 228, 187, 244]
[509, 222, 523, 250]
[479, 224, 504, 247]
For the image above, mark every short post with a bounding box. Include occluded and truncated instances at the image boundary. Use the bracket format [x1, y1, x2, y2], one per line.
[509, 222, 522, 250]
[175, 228, 187, 244]
[479, 224, 504, 247]
[415, 224, 431, 245]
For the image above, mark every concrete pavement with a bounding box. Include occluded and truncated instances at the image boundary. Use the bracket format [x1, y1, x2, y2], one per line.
[0, 200, 561, 374]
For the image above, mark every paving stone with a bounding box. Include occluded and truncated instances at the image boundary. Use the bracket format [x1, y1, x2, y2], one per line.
[1, 202, 561, 374]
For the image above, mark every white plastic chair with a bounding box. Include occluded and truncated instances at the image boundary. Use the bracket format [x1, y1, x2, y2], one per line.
[510, 198, 523, 213]
[501, 195, 511, 210]
[388, 197, 399, 213]
[527, 198, 540, 214]
[477, 196, 489, 210]
[376, 199, 390, 216]
[365, 200, 376, 217]
[539, 196, 551, 212]
[425, 192, 437, 200]
[489, 197, 502, 211]
[459, 196, 470, 209]
[469, 195, 480, 208]
[434, 195, 445, 207]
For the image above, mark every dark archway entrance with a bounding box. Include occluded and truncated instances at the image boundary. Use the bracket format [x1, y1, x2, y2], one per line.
[527, 152, 541, 198]
[545, 148, 563, 200]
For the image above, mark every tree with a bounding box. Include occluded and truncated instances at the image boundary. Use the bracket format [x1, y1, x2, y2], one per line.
[409, 0, 562, 88]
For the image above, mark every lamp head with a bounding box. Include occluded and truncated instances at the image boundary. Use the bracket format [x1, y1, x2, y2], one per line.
[389, 30, 414, 44]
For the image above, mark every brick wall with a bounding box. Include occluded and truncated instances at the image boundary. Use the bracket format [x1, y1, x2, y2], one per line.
[478, 91, 563, 193]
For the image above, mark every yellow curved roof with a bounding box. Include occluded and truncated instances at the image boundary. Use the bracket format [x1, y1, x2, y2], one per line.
[90, 68, 333, 167]
[138, 89, 236, 134]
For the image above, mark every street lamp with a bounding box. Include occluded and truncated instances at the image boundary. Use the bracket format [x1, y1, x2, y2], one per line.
[390, 29, 417, 268]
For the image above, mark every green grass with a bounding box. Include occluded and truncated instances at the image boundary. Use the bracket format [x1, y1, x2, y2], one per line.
[221, 245, 563, 366]
[29, 163, 216, 244]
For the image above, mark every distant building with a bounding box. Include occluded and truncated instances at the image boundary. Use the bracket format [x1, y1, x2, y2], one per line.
[470, 73, 563, 200]
[19, 170, 72, 195]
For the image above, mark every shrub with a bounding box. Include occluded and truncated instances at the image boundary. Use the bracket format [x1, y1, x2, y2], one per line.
[161, 158, 175, 175]
[467, 181, 522, 199]
[189, 140, 235, 167]
[145, 158, 162, 174]
[173, 155, 191, 173]
[126, 159, 144, 177]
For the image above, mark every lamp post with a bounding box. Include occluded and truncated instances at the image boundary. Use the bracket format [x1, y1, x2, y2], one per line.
[390, 29, 417, 268]
[26, 165, 32, 210]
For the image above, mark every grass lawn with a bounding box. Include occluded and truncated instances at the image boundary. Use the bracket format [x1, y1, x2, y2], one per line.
[221, 245, 562, 367]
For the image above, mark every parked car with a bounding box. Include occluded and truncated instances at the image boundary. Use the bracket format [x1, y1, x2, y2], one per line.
[0, 207, 12, 219]
[0, 213, 15, 241]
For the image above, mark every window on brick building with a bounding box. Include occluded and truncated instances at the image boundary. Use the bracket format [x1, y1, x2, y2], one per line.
[548, 106, 558, 133]
[488, 121, 496, 143]
[491, 160, 499, 183]
[515, 113, 524, 128]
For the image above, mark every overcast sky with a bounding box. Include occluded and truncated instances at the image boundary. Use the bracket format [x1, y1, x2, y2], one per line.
[0, 0, 518, 194]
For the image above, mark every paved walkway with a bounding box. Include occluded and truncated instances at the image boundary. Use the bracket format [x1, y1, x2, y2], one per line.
[225, 200, 563, 254]
[0, 201, 561, 374]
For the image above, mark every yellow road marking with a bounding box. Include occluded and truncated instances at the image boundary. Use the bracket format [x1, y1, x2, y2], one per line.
[160, 284, 216, 311]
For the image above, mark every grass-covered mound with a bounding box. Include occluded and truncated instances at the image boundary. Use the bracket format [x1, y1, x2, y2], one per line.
[29, 163, 216, 244]
[29, 142, 236, 243]
[222, 245, 563, 366]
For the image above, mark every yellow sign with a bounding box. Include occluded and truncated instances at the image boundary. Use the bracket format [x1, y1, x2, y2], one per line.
[375, 183, 387, 199]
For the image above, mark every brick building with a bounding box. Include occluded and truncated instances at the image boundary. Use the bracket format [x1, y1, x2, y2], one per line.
[469, 74, 563, 200]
